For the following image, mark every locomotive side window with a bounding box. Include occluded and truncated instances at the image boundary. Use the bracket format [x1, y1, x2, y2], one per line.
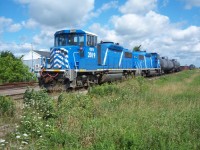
[87, 35, 97, 46]
[139, 55, 144, 60]
[95, 37, 97, 46]
[125, 52, 132, 58]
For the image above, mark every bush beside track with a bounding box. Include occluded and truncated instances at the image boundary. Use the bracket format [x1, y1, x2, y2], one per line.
[0, 51, 36, 84]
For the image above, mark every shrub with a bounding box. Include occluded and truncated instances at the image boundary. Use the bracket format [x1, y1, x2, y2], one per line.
[0, 51, 35, 83]
[23, 88, 56, 120]
[0, 96, 15, 117]
[88, 83, 120, 97]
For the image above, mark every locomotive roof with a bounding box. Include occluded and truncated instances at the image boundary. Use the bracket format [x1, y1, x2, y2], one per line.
[54, 29, 97, 36]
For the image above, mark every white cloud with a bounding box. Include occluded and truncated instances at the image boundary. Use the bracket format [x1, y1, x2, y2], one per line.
[90, 1, 118, 18]
[119, 0, 157, 14]
[0, 17, 13, 33]
[171, 26, 200, 41]
[112, 11, 170, 39]
[179, 0, 200, 9]
[0, 17, 22, 33]
[89, 23, 121, 43]
[0, 42, 33, 56]
[32, 30, 55, 47]
[22, 19, 38, 29]
[8, 23, 22, 32]
[17, 0, 95, 28]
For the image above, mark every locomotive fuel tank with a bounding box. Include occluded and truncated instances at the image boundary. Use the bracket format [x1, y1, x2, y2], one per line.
[100, 73, 123, 83]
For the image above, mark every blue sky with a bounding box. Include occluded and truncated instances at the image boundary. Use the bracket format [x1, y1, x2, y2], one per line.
[0, 0, 200, 66]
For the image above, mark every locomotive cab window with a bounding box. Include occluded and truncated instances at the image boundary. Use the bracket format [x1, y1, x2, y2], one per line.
[68, 34, 78, 45]
[55, 33, 85, 46]
[55, 34, 66, 46]
[87, 35, 97, 47]
[139, 55, 144, 60]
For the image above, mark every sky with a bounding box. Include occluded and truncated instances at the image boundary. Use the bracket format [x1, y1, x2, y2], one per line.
[0, 0, 200, 66]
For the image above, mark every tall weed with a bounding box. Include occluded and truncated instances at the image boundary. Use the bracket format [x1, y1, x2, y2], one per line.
[0, 96, 15, 117]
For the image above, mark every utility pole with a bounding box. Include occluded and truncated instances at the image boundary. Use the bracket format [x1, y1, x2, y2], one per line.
[31, 43, 33, 72]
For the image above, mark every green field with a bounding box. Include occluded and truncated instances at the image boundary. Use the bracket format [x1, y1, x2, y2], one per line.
[1, 70, 200, 149]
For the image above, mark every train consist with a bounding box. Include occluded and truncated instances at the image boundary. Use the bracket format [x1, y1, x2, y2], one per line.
[39, 29, 180, 90]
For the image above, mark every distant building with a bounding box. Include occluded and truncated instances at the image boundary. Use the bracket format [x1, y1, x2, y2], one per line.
[22, 50, 50, 73]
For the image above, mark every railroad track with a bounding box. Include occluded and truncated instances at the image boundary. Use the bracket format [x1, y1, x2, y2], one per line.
[6, 93, 25, 100]
[0, 82, 38, 90]
[0, 82, 39, 100]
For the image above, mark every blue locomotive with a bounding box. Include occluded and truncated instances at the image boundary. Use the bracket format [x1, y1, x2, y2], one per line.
[39, 29, 178, 90]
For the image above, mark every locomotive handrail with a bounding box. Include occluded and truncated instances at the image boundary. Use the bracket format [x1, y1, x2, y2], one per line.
[40, 68, 58, 78]
[73, 52, 79, 70]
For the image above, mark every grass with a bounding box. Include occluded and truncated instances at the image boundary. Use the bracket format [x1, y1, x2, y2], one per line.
[1, 70, 200, 149]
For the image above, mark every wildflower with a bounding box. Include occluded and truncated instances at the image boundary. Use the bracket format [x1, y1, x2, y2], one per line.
[22, 141, 28, 145]
[0, 139, 5, 143]
[37, 131, 40, 133]
[40, 135, 42, 138]
[23, 133, 28, 137]
[16, 135, 21, 139]
[38, 117, 42, 119]
[46, 124, 49, 127]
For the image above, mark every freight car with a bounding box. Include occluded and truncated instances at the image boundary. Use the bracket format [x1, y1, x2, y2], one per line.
[39, 29, 179, 90]
[172, 59, 181, 72]
[159, 57, 180, 73]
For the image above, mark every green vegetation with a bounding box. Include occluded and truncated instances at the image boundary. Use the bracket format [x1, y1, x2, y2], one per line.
[0, 51, 35, 84]
[133, 45, 141, 51]
[0, 96, 15, 117]
[1, 70, 200, 149]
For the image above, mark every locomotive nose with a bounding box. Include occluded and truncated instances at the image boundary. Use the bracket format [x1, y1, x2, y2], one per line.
[50, 48, 70, 69]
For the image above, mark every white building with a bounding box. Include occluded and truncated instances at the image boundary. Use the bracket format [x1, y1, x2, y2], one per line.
[22, 50, 50, 73]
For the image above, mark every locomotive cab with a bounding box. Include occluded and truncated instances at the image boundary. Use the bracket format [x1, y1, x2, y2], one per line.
[52, 29, 97, 70]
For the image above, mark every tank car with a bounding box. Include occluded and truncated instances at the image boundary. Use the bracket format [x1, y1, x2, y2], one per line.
[159, 57, 174, 73]
[172, 59, 180, 72]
